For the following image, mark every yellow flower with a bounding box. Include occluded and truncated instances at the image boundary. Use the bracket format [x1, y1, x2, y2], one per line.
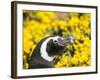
[87, 59, 91, 65]
[71, 57, 78, 65]
[24, 63, 29, 69]
[24, 40, 33, 53]
[55, 62, 63, 68]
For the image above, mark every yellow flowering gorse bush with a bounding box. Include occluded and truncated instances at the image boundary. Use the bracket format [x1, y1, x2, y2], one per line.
[23, 10, 91, 69]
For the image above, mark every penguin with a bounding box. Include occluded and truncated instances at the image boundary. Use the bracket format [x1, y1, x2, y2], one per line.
[28, 35, 76, 69]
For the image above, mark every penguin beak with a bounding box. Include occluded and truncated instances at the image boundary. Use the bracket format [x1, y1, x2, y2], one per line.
[58, 36, 76, 46]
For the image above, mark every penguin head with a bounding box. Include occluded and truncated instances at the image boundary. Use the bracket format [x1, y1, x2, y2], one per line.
[46, 36, 76, 56]
[40, 35, 76, 61]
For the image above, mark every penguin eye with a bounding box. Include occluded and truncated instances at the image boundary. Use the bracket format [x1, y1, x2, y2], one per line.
[53, 40, 58, 44]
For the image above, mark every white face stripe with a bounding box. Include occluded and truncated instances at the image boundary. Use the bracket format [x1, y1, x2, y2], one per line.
[40, 36, 60, 61]
[52, 36, 60, 41]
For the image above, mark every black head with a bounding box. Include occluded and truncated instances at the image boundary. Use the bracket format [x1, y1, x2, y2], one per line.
[46, 36, 76, 57]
